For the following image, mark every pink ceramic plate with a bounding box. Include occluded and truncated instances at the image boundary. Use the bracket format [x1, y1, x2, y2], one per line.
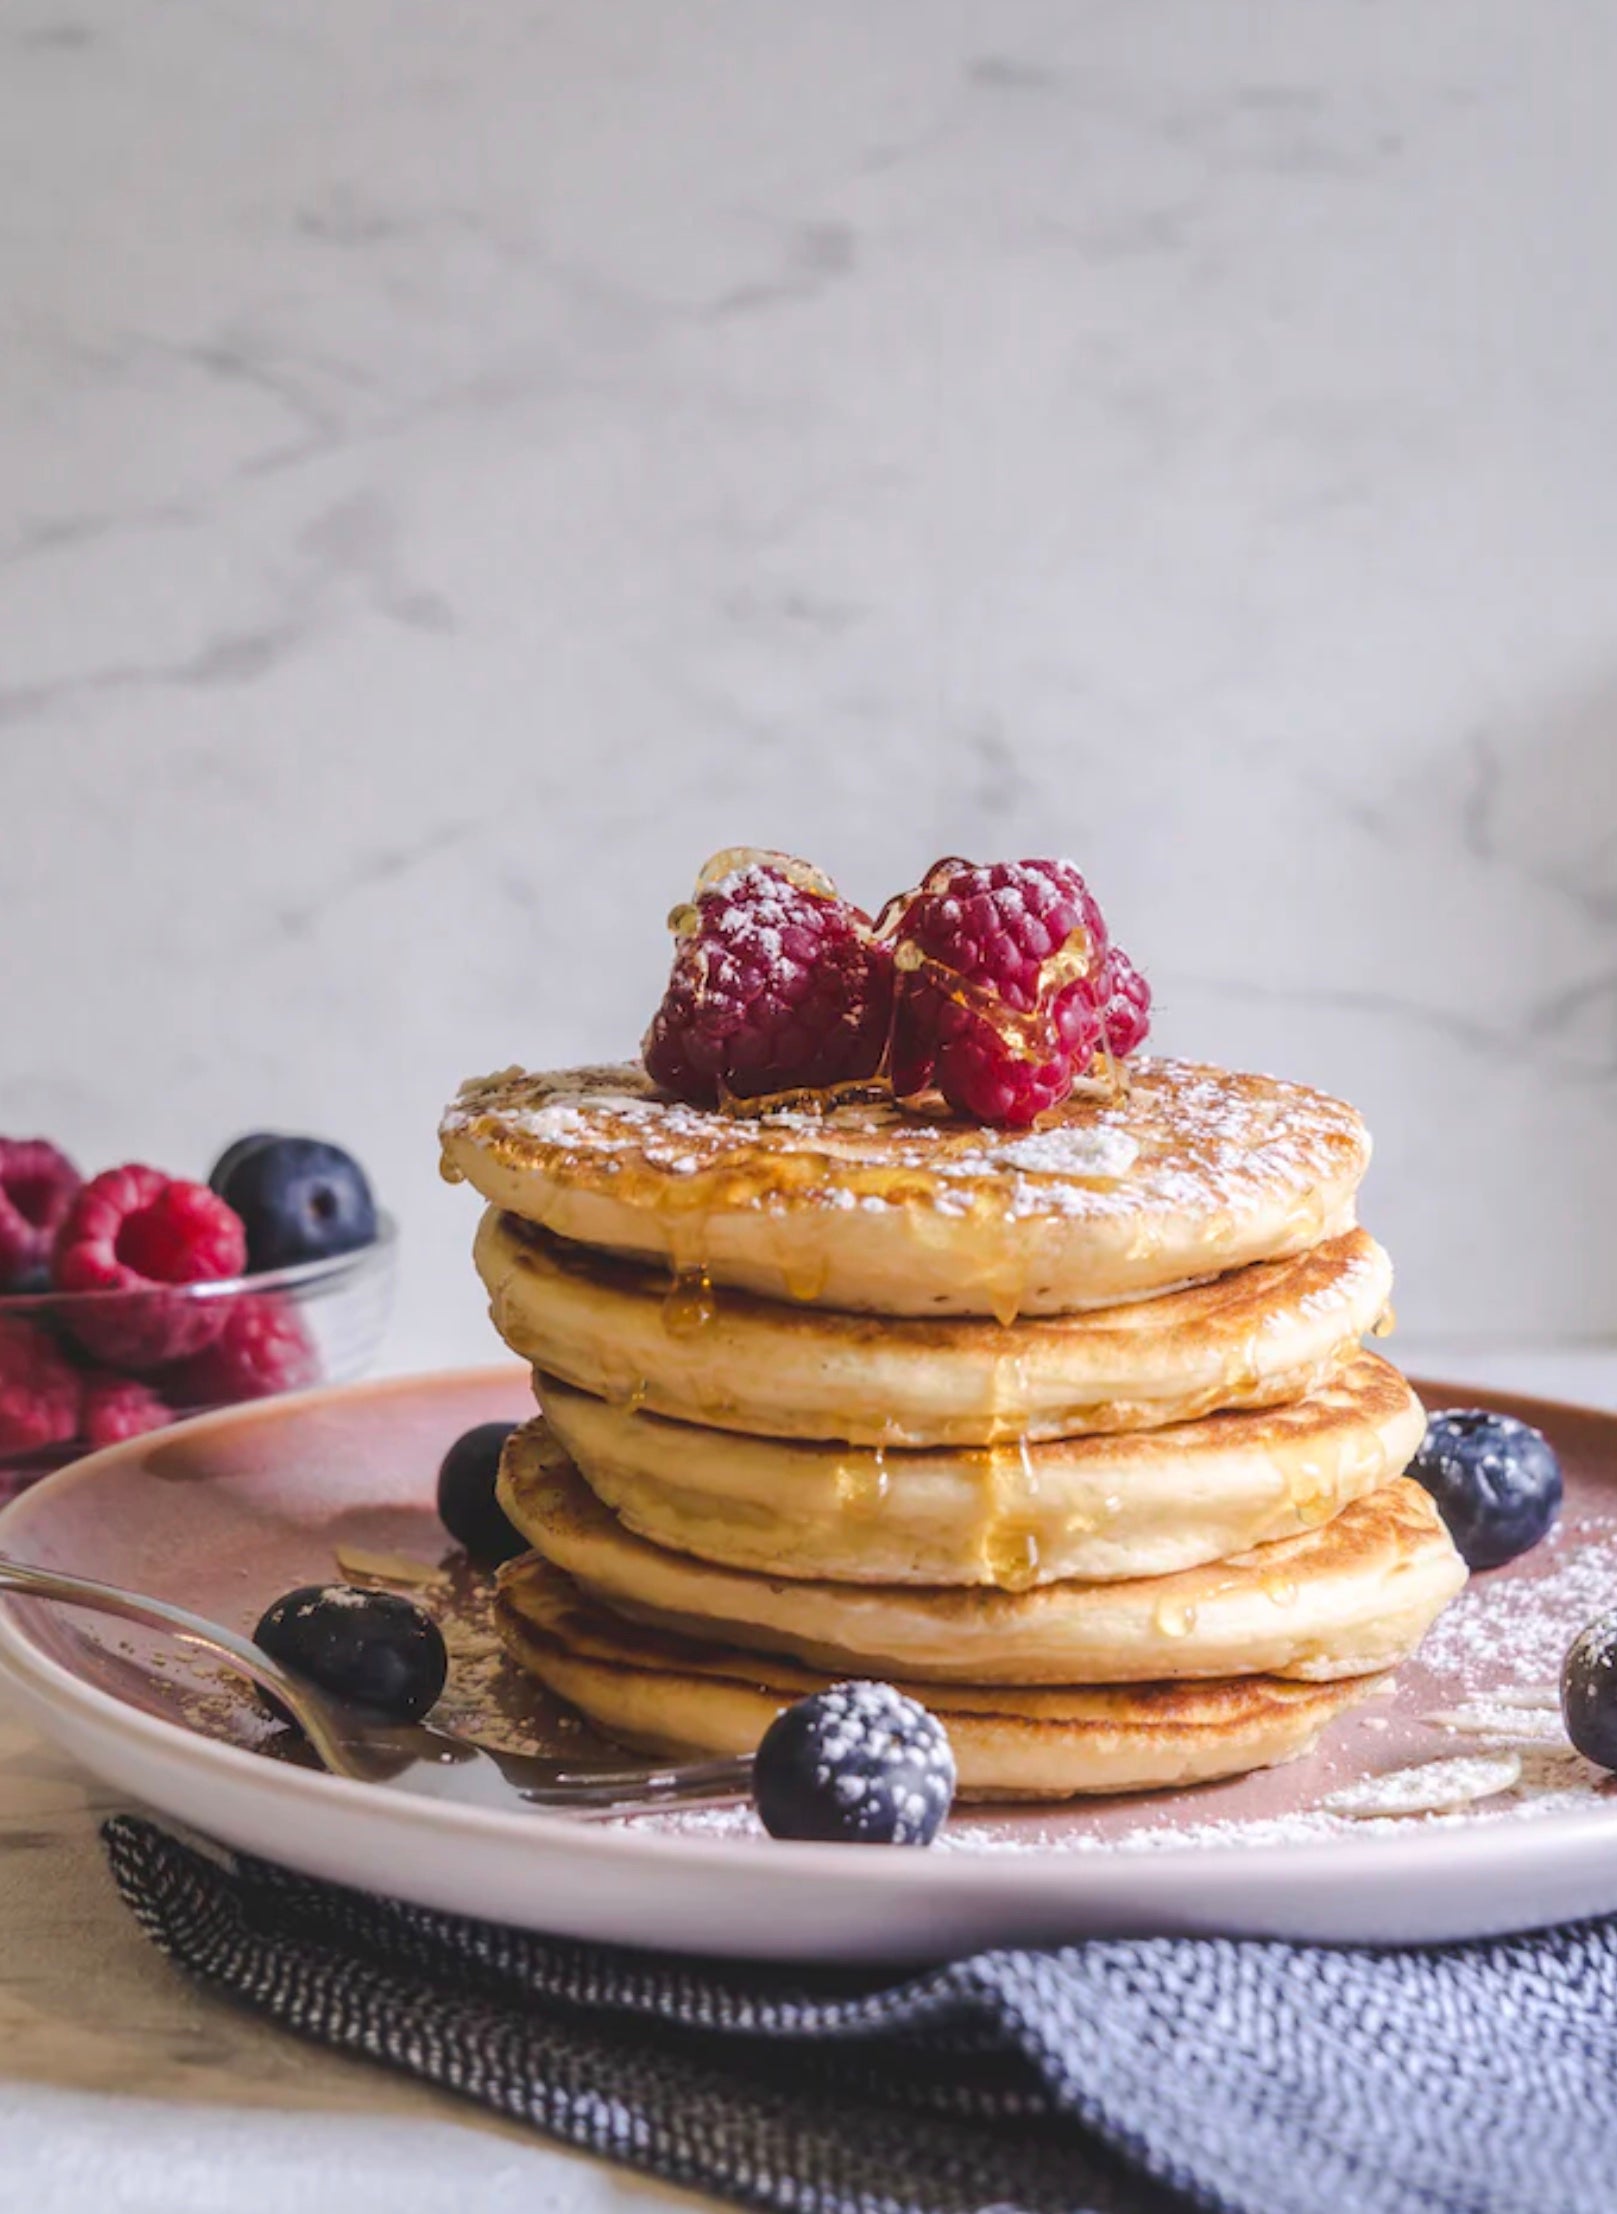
[0, 1367, 1613, 1962]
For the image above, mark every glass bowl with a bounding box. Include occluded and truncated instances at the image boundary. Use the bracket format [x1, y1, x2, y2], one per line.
[0, 1218, 397, 1499]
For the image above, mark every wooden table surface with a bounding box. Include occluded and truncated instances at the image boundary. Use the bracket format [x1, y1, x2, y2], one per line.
[0, 1704, 699, 2212]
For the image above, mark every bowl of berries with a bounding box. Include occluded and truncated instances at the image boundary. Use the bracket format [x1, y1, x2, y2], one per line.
[0, 1133, 395, 1498]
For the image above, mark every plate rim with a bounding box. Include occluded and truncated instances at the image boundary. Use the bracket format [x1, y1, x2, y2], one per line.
[0, 1362, 1612, 1913]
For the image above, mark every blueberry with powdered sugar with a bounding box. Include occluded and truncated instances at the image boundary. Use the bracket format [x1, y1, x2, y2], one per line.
[751, 1681, 956, 1845]
[254, 1583, 447, 1721]
[1409, 1409, 1563, 1570]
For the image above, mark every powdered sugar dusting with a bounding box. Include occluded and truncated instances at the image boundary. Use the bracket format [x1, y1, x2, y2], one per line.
[1294, 1247, 1380, 1321]
[933, 1752, 1608, 1855]
[1422, 1694, 1567, 1745]
[614, 1503, 1617, 1859]
[981, 1128, 1141, 1181]
[1419, 1513, 1617, 1690]
[614, 1745, 1611, 1856]
[441, 1056, 1365, 1227]
[1321, 1752, 1523, 1818]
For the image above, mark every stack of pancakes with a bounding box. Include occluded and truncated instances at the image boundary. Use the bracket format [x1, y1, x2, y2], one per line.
[441, 1056, 1466, 1800]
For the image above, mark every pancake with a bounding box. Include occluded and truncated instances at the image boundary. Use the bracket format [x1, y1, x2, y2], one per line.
[499, 1451, 1465, 1686]
[494, 1558, 1387, 1800]
[530, 1353, 1426, 1588]
[477, 1208, 1394, 1445]
[442, 1056, 1369, 1318]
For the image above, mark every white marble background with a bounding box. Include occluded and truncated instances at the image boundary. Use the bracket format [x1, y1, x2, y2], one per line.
[4, 0, 1616, 1368]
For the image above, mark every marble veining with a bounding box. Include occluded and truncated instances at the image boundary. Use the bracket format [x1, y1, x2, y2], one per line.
[3, 0, 1615, 1368]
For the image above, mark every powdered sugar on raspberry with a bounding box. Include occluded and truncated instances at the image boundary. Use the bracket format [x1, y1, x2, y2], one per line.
[642, 859, 892, 1109]
[887, 857, 1110, 1126]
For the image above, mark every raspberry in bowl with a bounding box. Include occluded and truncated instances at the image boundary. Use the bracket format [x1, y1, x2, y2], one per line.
[0, 1134, 395, 1499]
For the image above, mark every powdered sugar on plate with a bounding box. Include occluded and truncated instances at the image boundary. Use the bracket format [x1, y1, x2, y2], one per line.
[1419, 1514, 1617, 1691]
[1320, 1752, 1523, 1818]
[618, 1746, 1610, 1856]
[617, 1501, 1617, 1859]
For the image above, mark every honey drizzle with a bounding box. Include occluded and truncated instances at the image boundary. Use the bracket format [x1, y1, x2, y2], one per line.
[662, 1266, 716, 1338]
[1221, 1326, 1265, 1400]
[835, 1447, 890, 1522]
[1274, 1443, 1336, 1528]
[978, 1352, 1043, 1591]
[659, 1210, 721, 1340]
[889, 929, 1104, 1076]
[780, 1250, 831, 1304]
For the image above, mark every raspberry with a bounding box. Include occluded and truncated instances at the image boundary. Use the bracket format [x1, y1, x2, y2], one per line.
[53, 1165, 247, 1369]
[165, 1294, 318, 1409]
[1098, 944, 1152, 1060]
[0, 1317, 81, 1459]
[886, 858, 1111, 1127]
[81, 1373, 171, 1448]
[0, 1139, 82, 1291]
[643, 850, 893, 1107]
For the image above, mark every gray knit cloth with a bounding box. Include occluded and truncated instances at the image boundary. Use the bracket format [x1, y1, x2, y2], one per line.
[105, 1816, 1608, 2214]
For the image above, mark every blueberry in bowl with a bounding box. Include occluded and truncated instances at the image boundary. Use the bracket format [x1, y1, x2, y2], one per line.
[1407, 1408, 1562, 1570]
[255, 1584, 447, 1722]
[0, 1130, 395, 1494]
[210, 1136, 378, 1271]
[206, 1132, 283, 1199]
[752, 1681, 956, 1845]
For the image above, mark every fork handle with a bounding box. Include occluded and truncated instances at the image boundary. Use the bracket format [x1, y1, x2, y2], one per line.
[529, 1754, 753, 1814]
[0, 1556, 756, 1815]
[0, 1555, 357, 1775]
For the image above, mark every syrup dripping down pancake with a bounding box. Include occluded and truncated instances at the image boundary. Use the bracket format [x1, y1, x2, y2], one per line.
[499, 1448, 1466, 1688]
[527, 1352, 1426, 1588]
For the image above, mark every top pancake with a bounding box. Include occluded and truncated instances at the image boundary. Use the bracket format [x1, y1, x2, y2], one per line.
[441, 1056, 1369, 1318]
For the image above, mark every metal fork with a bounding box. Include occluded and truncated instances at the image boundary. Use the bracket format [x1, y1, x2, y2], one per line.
[0, 1558, 752, 1817]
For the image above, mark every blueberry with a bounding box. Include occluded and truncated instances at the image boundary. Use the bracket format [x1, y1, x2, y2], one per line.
[254, 1584, 447, 1721]
[207, 1133, 282, 1198]
[1562, 1610, 1617, 1769]
[215, 1137, 378, 1271]
[1407, 1408, 1562, 1570]
[752, 1681, 956, 1845]
[437, 1421, 526, 1563]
